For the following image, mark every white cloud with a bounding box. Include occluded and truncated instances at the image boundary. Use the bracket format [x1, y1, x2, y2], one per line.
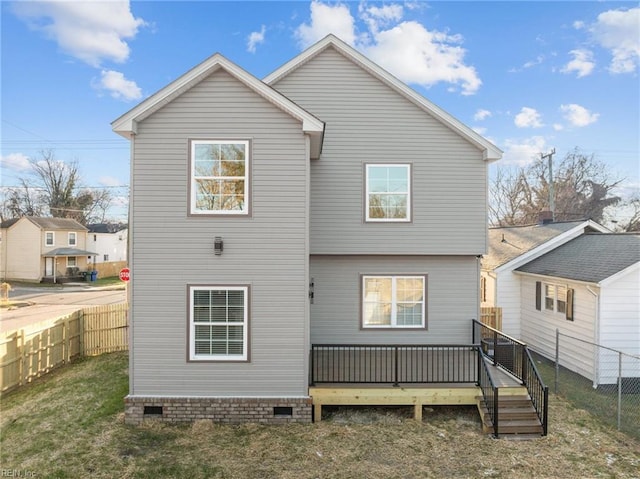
[13, 0, 146, 67]
[500, 136, 547, 166]
[561, 49, 595, 77]
[295, 1, 356, 48]
[363, 21, 481, 95]
[1, 153, 31, 171]
[247, 25, 266, 53]
[514, 107, 544, 128]
[553, 123, 564, 131]
[560, 103, 599, 127]
[509, 55, 545, 72]
[359, 3, 403, 33]
[573, 20, 586, 30]
[295, 1, 481, 95]
[474, 109, 492, 121]
[94, 70, 142, 101]
[472, 126, 487, 135]
[591, 7, 640, 74]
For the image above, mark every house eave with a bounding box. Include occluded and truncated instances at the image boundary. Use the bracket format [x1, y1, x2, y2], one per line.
[111, 53, 325, 157]
[493, 220, 610, 274]
[263, 34, 502, 162]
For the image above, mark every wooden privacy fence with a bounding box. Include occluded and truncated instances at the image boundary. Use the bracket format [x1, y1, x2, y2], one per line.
[0, 303, 128, 395]
[481, 307, 502, 331]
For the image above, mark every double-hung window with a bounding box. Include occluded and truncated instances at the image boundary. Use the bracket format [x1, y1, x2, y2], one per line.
[68, 232, 77, 246]
[365, 164, 411, 221]
[362, 275, 426, 328]
[190, 140, 249, 215]
[189, 286, 249, 361]
[544, 283, 567, 314]
[45, 231, 54, 246]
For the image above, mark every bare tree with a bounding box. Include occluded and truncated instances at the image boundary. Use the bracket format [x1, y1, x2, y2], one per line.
[490, 148, 623, 226]
[1, 150, 113, 225]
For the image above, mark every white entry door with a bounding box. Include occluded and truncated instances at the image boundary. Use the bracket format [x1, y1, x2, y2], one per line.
[45, 257, 54, 276]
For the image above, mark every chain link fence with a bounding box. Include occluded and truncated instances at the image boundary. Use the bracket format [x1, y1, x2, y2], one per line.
[551, 331, 640, 439]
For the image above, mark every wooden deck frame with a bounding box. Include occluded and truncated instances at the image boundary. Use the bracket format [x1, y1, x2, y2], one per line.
[310, 360, 525, 422]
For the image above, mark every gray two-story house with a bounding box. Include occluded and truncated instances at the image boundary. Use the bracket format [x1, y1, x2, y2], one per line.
[113, 35, 506, 425]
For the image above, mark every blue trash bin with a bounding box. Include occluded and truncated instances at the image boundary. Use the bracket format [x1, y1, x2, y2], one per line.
[90, 270, 98, 282]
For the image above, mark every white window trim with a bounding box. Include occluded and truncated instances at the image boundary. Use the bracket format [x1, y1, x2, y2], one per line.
[45, 231, 55, 246]
[66, 256, 77, 267]
[362, 275, 426, 328]
[189, 285, 249, 361]
[68, 232, 77, 246]
[365, 163, 411, 222]
[544, 282, 567, 314]
[190, 140, 250, 215]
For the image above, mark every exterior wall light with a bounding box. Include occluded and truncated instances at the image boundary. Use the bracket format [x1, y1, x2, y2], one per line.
[214, 237, 224, 255]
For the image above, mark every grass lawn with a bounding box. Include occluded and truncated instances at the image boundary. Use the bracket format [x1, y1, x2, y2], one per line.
[1, 352, 639, 479]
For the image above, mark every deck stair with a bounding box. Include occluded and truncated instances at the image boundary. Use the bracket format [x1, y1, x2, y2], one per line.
[476, 394, 544, 438]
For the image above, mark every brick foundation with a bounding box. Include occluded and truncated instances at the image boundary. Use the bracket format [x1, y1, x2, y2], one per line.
[124, 396, 313, 425]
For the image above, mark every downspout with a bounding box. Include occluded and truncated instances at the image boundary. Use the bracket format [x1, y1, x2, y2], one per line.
[586, 286, 600, 388]
[488, 271, 498, 307]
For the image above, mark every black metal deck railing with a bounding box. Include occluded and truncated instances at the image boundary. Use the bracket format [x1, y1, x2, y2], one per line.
[478, 350, 499, 437]
[472, 319, 549, 435]
[310, 344, 479, 386]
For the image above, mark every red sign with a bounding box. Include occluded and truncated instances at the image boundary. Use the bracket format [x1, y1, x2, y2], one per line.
[119, 268, 130, 282]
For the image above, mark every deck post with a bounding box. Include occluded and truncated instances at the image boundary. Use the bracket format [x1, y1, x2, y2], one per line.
[314, 403, 322, 422]
[414, 403, 423, 422]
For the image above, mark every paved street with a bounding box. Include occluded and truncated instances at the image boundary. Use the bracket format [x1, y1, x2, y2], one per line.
[1, 285, 127, 332]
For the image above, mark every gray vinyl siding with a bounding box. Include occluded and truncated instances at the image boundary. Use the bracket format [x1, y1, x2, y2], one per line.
[129, 69, 309, 397]
[310, 255, 480, 344]
[272, 47, 488, 255]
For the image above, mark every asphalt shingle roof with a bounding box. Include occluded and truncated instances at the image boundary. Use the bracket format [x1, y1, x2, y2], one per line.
[516, 233, 640, 283]
[484, 221, 591, 271]
[1, 217, 87, 231]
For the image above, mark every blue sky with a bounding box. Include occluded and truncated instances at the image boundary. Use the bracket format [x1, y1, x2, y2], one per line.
[2, 1, 639, 222]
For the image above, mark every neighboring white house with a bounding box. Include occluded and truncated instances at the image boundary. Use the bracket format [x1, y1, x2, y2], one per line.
[515, 233, 640, 387]
[481, 219, 609, 338]
[87, 224, 128, 264]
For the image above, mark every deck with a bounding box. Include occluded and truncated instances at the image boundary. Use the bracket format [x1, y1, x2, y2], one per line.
[310, 354, 525, 422]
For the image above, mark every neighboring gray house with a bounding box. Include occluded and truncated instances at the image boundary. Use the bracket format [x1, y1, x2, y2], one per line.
[515, 233, 640, 387]
[113, 35, 503, 424]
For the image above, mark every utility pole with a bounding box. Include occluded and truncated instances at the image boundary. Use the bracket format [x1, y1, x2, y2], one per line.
[541, 148, 556, 220]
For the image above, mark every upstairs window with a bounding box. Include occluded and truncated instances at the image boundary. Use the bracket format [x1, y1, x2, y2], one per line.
[45, 231, 54, 246]
[365, 164, 411, 222]
[68, 232, 77, 246]
[190, 140, 249, 215]
[189, 286, 249, 361]
[362, 275, 426, 328]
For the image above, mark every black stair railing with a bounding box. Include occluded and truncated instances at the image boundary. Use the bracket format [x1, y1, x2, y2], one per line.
[472, 319, 549, 436]
[478, 351, 499, 437]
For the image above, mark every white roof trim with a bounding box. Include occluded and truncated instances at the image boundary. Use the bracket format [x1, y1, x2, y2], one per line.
[494, 220, 610, 274]
[264, 34, 502, 162]
[600, 261, 640, 287]
[111, 53, 325, 150]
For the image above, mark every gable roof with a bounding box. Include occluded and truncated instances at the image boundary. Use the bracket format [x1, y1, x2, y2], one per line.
[264, 34, 502, 162]
[484, 220, 609, 271]
[1, 217, 87, 231]
[515, 233, 640, 284]
[87, 223, 128, 234]
[111, 53, 325, 158]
